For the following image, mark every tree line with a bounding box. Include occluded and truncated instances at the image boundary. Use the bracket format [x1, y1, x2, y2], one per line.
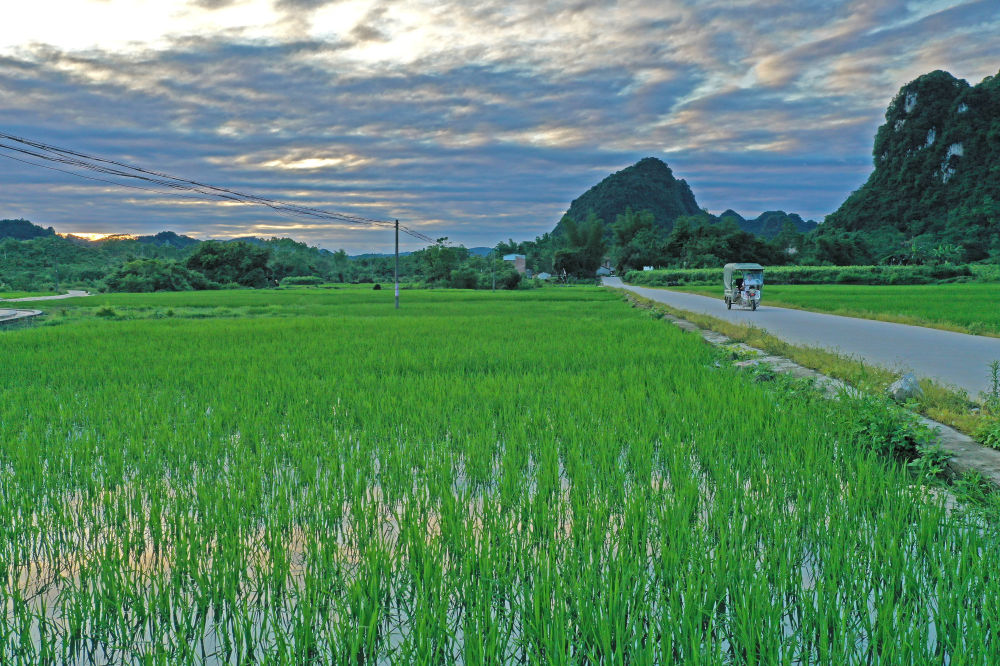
[497, 204, 999, 279]
[0, 221, 531, 293]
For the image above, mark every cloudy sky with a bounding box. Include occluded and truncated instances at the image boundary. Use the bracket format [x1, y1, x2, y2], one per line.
[1, 0, 998, 252]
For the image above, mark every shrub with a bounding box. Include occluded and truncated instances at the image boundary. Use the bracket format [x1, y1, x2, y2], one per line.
[280, 275, 324, 286]
[976, 419, 1000, 449]
[448, 267, 478, 289]
[844, 393, 934, 460]
[498, 266, 522, 290]
[971, 264, 1000, 282]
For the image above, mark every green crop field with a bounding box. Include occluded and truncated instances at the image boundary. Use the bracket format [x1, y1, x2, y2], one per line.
[665, 283, 1000, 337]
[2, 287, 999, 663]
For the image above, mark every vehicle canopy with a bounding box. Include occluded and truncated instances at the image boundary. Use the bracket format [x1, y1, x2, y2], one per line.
[723, 263, 764, 290]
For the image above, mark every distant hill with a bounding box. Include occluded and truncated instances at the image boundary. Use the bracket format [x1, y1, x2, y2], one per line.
[0, 218, 55, 240]
[553, 158, 816, 241]
[350, 246, 491, 259]
[136, 231, 201, 249]
[554, 157, 701, 235]
[823, 68, 1000, 260]
[226, 236, 268, 247]
[718, 209, 818, 239]
[351, 251, 413, 259]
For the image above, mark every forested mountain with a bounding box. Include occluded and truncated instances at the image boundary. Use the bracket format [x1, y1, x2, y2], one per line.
[823, 69, 1000, 262]
[1, 218, 56, 240]
[136, 231, 201, 249]
[553, 68, 1000, 268]
[718, 209, 818, 239]
[552, 158, 816, 242]
[554, 158, 701, 237]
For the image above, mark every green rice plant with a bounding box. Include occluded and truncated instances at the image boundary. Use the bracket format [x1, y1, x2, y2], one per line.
[2, 287, 1000, 663]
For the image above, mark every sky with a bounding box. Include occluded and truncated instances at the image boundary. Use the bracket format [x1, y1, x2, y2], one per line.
[0, 0, 998, 252]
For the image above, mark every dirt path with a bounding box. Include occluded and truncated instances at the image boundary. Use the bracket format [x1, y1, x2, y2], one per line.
[605, 277, 1000, 398]
[1, 290, 91, 302]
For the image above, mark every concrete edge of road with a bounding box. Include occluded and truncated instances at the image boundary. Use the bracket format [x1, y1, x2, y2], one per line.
[0, 309, 44, 326]
[621, 291, 1000, 490]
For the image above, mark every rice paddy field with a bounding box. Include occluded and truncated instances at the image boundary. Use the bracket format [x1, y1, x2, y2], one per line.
[2, 287, 999, 663]
[665, 283, 1000, 337]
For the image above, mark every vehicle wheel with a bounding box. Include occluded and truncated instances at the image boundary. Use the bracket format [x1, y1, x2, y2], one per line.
[751, 299, 757, 311]
[726, 297, 732, 309]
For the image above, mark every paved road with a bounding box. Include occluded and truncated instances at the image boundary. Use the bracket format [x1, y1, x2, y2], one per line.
[1, 290, 90, 302]
[605, 277, 1000, 398]
[0, 308, 43, 324]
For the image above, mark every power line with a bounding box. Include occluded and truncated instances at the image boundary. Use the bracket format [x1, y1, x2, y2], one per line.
[0, 131, 439, 243]
[0, 132, 384, 224]
[0, 149, 226, 204]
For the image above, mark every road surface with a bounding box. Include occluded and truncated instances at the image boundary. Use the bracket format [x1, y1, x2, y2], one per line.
[0, 309, 43, 325]
[605, 277, 1000, 398]
[1, 290, 90, 302]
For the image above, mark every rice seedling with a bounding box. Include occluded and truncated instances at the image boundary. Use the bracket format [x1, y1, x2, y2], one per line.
[1, 287, 998, 663]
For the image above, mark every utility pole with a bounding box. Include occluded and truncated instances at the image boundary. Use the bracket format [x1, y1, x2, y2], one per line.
[394, 220, 399, 309]
[491, 249, 495, 291]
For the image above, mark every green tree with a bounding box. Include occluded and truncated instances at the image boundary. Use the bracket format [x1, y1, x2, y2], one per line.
[448, 266, 478, 289]
[417, 238, 461, 285]
[496, 263, 522, 289]
[554, 212, 607, 277]
[331, 249, 350, 282]
[186, 241, 273, 288]
[611, 208, 664, 272]
[103, 259, 215, 292]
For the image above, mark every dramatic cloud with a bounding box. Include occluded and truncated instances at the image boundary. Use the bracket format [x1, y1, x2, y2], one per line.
[0, 0, 997, 251]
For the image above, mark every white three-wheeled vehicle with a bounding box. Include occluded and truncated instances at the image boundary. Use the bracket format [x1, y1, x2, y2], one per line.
[723, 263, 764, 310]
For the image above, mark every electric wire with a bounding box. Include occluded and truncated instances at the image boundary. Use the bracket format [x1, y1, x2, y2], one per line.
[0, 133, 384, 224]
[0, 132, 438, 243]
[0, 150, 229, 204]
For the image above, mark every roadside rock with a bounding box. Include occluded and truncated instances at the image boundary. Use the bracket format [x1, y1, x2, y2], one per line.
[888, 373, 923, 402]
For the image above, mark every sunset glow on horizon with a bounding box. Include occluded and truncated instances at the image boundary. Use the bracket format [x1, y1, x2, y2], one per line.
[58, 232, 135, 242]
